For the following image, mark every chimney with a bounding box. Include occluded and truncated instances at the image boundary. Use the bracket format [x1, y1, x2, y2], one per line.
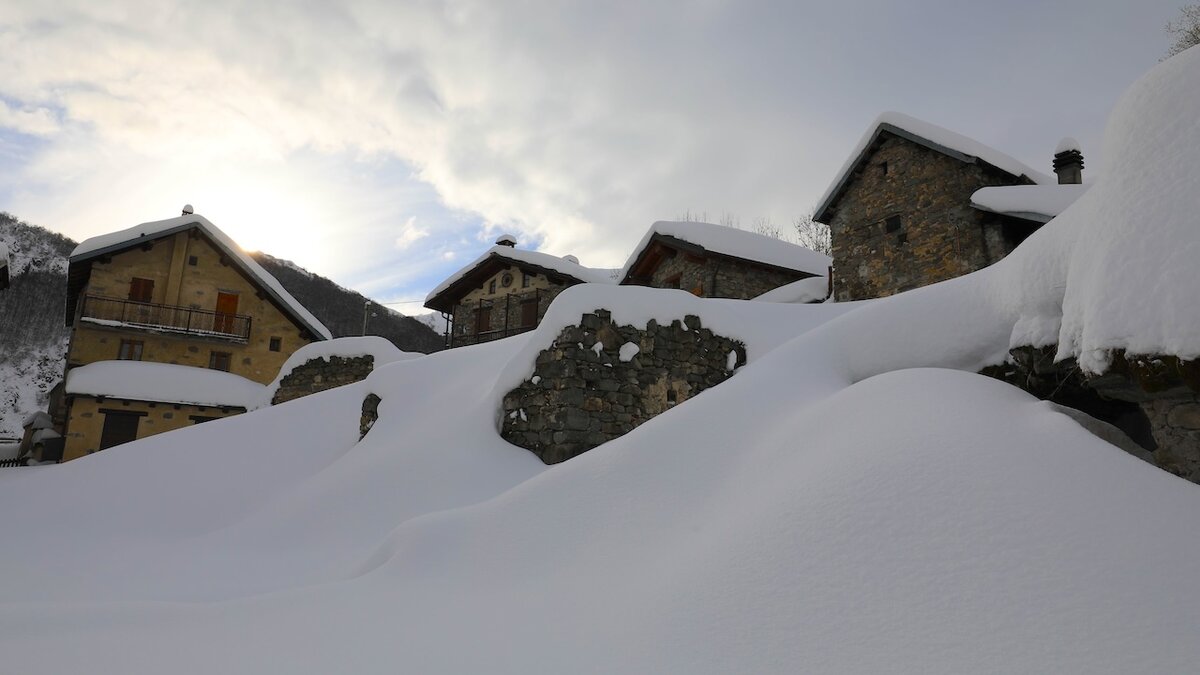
[181, 204, 195, 215]
[494, 234, 517, 247]
[1052, 138, 1084, 185]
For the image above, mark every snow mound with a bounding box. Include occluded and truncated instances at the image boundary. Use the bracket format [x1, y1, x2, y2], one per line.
[265, 336, 423, 403]
[753, 275, 830, 303]
[995, 45, 1200, 371]
[65, 361, 265, 408]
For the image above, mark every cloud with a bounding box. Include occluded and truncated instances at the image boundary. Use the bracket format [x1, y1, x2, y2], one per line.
[394, 216, 430, 250]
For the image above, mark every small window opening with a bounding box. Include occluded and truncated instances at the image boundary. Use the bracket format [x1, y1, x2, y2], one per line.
[885, 216, 902, 233]
[188, 255, 199, 266]
[522, 273, 532, 288]
[209, 351, 232, 372]
[667, 389, 678, 405]
[488, 279, 497, 294]
[269, 337, 282, 352]
[880, 161, 889, 176]
[118, 340, 144, 361]
[664, 274, 682, 290]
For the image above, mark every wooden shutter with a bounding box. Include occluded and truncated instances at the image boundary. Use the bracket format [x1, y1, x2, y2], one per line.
[128, 278, 154, 303]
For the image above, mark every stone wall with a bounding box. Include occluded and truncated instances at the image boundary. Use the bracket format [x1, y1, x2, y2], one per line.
[272, 355, 375, 405]
[992, 346, 1200, 484]
[450, 283, 568, 347]
[644, 248, 810, 300]
[501, 309, 745, 464]
[1139, 397, 1200, 480]
[826, 134, 1032, 301]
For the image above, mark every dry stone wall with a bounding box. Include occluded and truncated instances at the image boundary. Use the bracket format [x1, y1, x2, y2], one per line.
[644, 250, 809, 300]
[272, 355, 375, 405]
[501, 309, 746, 464]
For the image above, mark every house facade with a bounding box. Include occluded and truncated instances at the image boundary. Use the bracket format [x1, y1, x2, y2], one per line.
[814, 112, 1084, 302]
[57, 210, 329, 461]
[424, 236, 614, 348]
[619, 221, 830, 299]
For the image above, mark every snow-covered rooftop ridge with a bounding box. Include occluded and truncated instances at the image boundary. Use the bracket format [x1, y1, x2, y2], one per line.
[425, 244, 617, 303]
[969, 184, 1089, 223]
[71, 214, 332, 340]
[1056, 136, 1082, 154]
[618, 221, 832, 281]
[65, 361, 265, 409]
[265, 336, 423, 403]
[815, 111, 1053, 220]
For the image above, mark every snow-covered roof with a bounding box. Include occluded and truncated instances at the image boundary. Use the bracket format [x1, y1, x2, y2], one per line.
[266, 336, 423, 402]
[970, 184, 1090, 223]
[70, 214, 331, 340]
[65, 361, 265, 409]
[425, 245, 616, 308]
[752, 276, 830, 304]
[21, 411, 53, 430]
[619, 221, 832, 282]
[814, 111, 1053, 222]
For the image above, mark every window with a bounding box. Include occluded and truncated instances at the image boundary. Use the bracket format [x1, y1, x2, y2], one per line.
[128, 277, 154, 303]
[521, 299, 538, 327]
[269, 336, 282, 352]
[188, 255, 198, 266]
[522, 273, 532, 288]
[117, 340, 144, 361]
[885, 216, 902, 233]
[488, 279, 497, 294]
[475, 307, 491, 333]
[500, 272, 513, 288]
[99, 410, 143, 450]
[880, 161, 889, 176]
[189, 415, 218, 425]
[209, 351, 232, 372]
[664, 274, 682, 290]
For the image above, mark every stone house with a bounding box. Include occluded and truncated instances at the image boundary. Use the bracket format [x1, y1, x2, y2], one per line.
[423, 235, 616, 348]
[619, 220, 831, 299]
[814, 112, 1086, 301]
[54, 208, 330, 461]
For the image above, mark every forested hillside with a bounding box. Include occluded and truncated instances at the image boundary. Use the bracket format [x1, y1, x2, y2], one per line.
[0, 213, 442, 436]
[251, 253, 444, 353]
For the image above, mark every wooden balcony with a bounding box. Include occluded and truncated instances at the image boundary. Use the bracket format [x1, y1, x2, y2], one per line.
[79, 295, 252, 341]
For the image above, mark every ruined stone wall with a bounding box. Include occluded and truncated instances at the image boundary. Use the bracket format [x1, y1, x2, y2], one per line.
[450, 283, 568, 347]
[644, 250, 809, 300]
[501, 310, 745, 464]
[1139, 397, 1200, 480]
[272, 355, 375, 405]
[827, 134, 1031, 302]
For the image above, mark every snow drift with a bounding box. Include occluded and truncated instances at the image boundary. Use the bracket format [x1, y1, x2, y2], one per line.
[1, 47, 1199, 675]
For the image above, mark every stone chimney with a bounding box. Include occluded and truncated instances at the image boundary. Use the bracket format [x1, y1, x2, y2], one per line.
[1052, 138, 1084, 185]
[495, 234, 517, 247]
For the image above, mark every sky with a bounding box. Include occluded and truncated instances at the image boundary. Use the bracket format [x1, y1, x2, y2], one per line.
[0, 0, 1183, 316]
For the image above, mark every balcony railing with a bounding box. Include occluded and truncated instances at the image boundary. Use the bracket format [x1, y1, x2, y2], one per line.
[80, 295, 252, 341]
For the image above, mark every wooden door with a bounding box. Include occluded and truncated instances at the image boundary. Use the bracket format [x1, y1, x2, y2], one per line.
[99, 412, 141, 450]
[214, 292, 239, 333]
[521, 299, 538, 327]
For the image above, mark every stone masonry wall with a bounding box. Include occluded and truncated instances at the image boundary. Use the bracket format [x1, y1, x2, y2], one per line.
[272, 355, 375, 405]
[501, 310, 746, 464]
[451, 283, 567, 347]
[827, 134, 1031, 302]
[645, 250, 810, 300]
[1139, 397, 1200, 481]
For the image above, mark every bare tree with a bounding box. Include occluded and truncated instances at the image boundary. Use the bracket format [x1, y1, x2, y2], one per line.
[751, 216, 783, 240]
[793, 213, 831, 256]
[1164, 4, 1200, 59]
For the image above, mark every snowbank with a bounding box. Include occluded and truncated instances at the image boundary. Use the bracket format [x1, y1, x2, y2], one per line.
[618, 220, 831, 280]
[65, 361, 266, 408]
[991, 46, 1200, 371]
[72, 214, 332, 340]
[265, 336, 423, 402]
[753, 275, 830, 303]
